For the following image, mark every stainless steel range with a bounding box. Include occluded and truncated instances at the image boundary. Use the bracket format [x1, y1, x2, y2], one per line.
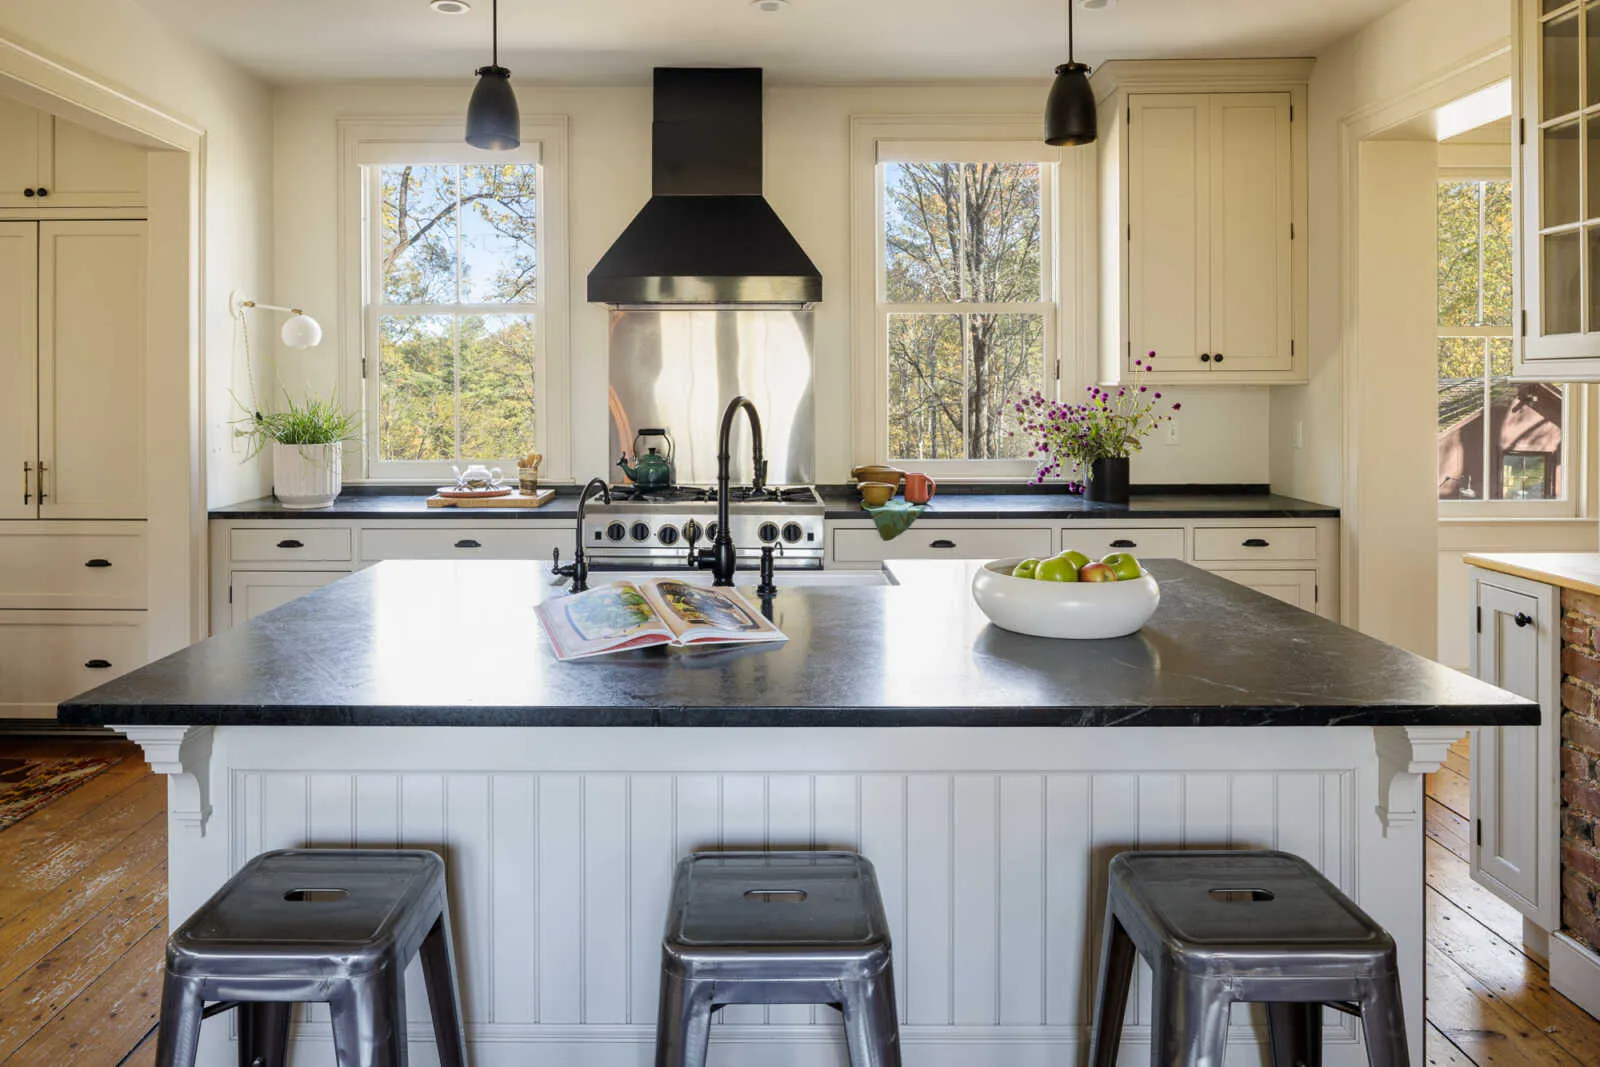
[582, 484, 825, 571]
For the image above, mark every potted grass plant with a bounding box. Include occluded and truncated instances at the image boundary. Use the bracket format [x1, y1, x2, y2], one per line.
[234, 394, 361, 510]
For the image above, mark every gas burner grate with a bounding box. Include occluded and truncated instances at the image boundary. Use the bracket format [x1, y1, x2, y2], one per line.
[605, 485, 712, 504]
[705, 485, 820, 505]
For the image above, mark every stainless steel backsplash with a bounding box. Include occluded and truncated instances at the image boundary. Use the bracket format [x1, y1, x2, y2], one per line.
[607, 309, 815, 485]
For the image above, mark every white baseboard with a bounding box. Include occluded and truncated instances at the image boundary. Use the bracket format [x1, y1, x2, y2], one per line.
[1551, 932, 1600, 1021]
[1523, 917, 1551, 964]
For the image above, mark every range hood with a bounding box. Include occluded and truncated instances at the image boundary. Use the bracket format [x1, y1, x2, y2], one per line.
[587, 68, 822, 307]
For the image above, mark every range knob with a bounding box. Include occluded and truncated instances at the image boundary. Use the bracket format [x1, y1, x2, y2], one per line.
[605, 521, 626, 542]
[657, 525, 680, 546]
[781, 521, 804, 544]
[630, 521, 651, 542]
[706, 522, 720, 542]
[683, 519, 703, 543]
[758, 521, 780, 544]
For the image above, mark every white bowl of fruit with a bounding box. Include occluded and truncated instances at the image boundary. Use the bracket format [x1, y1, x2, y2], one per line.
[971, 551, 1160, 640]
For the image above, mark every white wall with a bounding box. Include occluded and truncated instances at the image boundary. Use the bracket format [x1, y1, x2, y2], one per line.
[0, 0, 275, 509]
[272, 81, 1271, 487]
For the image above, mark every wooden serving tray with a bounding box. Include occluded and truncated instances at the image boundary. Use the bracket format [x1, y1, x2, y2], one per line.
[426, 489, 557, 509]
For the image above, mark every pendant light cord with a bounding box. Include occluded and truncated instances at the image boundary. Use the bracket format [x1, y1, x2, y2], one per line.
[1067, 0, 1075, 63]
[493, 0, 499, 67]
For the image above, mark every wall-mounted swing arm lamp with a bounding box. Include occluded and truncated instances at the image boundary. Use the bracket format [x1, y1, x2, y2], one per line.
[229, 290, 323, 350]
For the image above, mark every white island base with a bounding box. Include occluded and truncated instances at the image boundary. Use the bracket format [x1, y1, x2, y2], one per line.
[122, 723, 1457, 1067]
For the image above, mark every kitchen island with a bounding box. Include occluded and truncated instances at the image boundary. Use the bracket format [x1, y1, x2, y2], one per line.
[62, 559, 1530, 1067]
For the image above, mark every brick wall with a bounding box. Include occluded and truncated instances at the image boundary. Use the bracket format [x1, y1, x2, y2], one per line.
[1559, 588, 1600, 950]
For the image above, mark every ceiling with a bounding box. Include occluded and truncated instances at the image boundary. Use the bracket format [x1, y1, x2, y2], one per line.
[133, 0, 1413, 85]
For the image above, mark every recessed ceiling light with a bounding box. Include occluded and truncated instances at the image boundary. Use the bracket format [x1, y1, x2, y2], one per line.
[431, 0, 471, 13]
[750, 0, 791, 11]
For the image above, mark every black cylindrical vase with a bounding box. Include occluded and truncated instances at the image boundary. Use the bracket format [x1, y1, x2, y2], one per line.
[1087, 456, 1130, 504]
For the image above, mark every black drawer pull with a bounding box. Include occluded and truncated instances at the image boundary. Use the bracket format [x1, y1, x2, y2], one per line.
[276, 539, 304, 549]
[1514, 612, 1534, 628]
[85, 558, 112, 568]
[84, 659, 111, 669]
[1109, 539, 1137, 549]
[455, 539, 482, 549]
[1242, 538, 1270, 548]
[928, 539, 957, 549]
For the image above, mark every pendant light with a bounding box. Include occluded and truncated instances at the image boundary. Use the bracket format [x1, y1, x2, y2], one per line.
[1044, 0, 1097, 147]
[465, 0, 520, 150]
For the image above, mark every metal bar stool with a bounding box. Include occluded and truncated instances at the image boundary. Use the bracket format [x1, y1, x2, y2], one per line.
[154, 848, 469, 1067]
[1088, 850, 1408, 1067]
[654, 851, 901, 1067]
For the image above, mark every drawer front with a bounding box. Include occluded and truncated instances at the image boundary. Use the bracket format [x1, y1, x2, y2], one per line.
[1209, 569, 1317, 611]
[1192, 526, 1317, 562]
[0, 611, 147, 717]
[230, 527, 352, 562]
[0, 528, 146, 608]
[360, 526, 572, 562]
[1057, 526, 1185, 561]
[832, 525, 1053, 563]
[230, 570, 350, 628]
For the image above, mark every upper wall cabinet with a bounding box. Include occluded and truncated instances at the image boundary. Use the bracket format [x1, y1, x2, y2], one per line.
[0, 96, 146, 210]
[1093, 61, 1311, 386]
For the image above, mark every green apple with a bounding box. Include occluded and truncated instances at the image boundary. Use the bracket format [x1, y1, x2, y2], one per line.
[1035, 555, 1082, 582]
[1078, 561, 1118, 582]
[1012, 558, 1041, 580]
[1056, 549, 1091, 572]
[1101, 552, 1143, 581]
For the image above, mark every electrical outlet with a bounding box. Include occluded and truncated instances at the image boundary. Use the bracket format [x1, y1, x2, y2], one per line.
[1165, 419, 1180, 446]
[1292, 420, 1304, 450]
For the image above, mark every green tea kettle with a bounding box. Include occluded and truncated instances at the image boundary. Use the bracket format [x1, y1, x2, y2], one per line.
[617, 427, 675, 489]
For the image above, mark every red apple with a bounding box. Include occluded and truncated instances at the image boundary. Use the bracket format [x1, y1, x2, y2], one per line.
[1078, 562, 1118, 582]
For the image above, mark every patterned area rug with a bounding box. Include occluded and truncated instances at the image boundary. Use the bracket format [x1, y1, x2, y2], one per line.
[0, 754, 122, 830]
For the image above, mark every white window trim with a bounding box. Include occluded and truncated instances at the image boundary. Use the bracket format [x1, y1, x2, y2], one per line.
[1436, 163, 1578, 518]
[849, 116, 1090, 482]
[337, 117, 571, 484]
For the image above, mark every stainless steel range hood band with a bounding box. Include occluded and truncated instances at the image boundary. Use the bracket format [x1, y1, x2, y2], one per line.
[599, 274, 820, 305]
[608, 301, 818, 312]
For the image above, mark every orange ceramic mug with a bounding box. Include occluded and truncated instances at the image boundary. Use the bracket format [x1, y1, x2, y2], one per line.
[904, 472, 937, 505]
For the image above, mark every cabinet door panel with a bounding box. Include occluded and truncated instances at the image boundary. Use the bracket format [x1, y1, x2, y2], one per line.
[0, 610, 147, 719]
[45, 119, 146, 207]
[1470, 578, 1549, 922]
[1209, 93, 1293, 374]
[1128, 95, 1211, 375]
[0, 96, 46, 206]
[37, 221, 147, 520]
[0, 223, 37, 521]
[230, 570, 350, 628]
[1207, 569, 1315, 611]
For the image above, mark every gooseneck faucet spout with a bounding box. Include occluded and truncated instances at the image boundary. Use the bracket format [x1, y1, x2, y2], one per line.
[691, 396, 766, 587]
[551, 478, 612, 593]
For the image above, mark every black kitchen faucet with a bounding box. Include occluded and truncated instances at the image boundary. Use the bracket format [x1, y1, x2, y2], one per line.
[687, 396, 767, 587]
[550, 477, 612, 592]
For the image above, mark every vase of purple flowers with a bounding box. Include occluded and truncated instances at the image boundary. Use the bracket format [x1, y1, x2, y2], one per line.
[1013, 354, 1179, 503]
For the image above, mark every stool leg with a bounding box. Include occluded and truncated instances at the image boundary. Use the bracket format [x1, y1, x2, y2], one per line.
[1150, 969, 1231, 1067]
[419, 913, 469, 1067]
[238, 1003, 293, 1067]
[153, 971, 205, 1067]
[330, 974, 410, 1067]
[1087, 912, 1138, 1067]
[1266, 1003, 1322, 1067]
[840, 972, 901, 1067]
[653, 972, 714, 1067]
[1358, 973, 1410, 1067]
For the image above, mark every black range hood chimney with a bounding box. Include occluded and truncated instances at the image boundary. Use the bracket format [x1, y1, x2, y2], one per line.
[587, 68, 822, 307]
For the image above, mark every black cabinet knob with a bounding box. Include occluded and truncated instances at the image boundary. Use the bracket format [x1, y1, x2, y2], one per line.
[1213, 352, 1224, 364]
[1199, 353, 1211, 363]
[454, 539, 482, 549]
[1514, 612, 1534, 628]
[929, 538, 957, 549]
[1242, 538, 1270, 548]
[1110, 539, 1137, 549]
[276, 539, 304, 549]
[84, 659, 111, 669]
[85, 558, 112, 568]
[36, 187, 47, 198]
[23, 188, 34, 198]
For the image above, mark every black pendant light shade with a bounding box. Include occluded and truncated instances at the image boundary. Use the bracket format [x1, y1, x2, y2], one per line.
[1044, 62, 1096, 146]
[1044, 0, 1097, 147]
[465, 0, 520, 150]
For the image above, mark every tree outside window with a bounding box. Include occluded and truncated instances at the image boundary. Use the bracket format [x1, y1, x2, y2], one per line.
[373, 163, 539, 468]
[1437, 177, 1565, 502]
[882, 160, 1051, 462]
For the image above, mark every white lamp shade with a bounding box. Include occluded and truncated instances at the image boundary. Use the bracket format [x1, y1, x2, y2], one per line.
[280, 313, 323, 350]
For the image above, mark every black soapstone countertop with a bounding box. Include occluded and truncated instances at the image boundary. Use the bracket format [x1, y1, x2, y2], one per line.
[59, 558, 1527, 729]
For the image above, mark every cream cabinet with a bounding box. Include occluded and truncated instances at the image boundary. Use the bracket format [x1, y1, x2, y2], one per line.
[230, 570, 351, 627]
[1094, 62, 1309, 385]
[0, 95, 145, 209]
[1467, 567, 1560, 932]
[0, 610, 147, 718]
[0, 221, 147, 520]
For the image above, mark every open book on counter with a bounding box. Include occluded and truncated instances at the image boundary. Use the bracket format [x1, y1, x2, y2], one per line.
[535, 578, 788, 661]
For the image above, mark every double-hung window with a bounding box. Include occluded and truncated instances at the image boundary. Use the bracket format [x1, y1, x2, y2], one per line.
[859, 133, 1066, 478]
[1436, 173, 1572, 512]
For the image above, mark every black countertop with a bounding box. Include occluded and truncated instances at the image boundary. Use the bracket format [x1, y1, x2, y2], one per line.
[208, 485, 1338, 522]
[60, 558, 1526, 729]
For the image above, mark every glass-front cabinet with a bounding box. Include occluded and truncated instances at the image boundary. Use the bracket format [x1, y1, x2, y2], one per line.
[1517, 0, 1600, 374]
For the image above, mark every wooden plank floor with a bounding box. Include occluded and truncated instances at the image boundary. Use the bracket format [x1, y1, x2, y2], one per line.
[2, 735, 1597, 1065]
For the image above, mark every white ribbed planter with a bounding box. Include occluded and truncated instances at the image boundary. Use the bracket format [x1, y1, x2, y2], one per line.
[272, 442, 342, 509]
